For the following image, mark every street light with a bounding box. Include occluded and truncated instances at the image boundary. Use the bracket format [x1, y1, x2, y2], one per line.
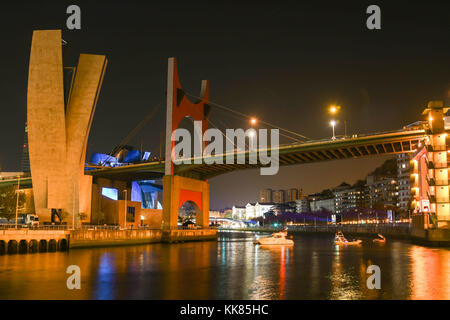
[15, 175, 21, 229]
[250, 117, 257, 126]
[328, 105, 347, 137]
[124, 189, 127, 229]
[329, 105, 340, 114]
[330, 120, 336, 140]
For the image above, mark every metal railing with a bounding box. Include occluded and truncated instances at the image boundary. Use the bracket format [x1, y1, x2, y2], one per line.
[85, 128, 427, 170]
[0, 224, 159, 231]
[178, 225, 205, 230]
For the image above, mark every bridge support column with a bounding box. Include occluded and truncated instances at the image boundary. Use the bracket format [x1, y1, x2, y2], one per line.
[27, 30, 107, 226]
[162, 175, 209, 230]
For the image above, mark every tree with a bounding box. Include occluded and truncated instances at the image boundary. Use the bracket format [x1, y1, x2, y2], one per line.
[97, 211, 106, 224]
[59, 210, 69, 222]
[370, 158, 397, 178]
[0, 186, 26, 222]
[263, 210, 275, 219]
[78, 213, 88, 222]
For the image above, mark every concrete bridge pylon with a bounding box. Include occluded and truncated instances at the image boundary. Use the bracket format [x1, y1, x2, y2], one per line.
[27, 30, 107, 225]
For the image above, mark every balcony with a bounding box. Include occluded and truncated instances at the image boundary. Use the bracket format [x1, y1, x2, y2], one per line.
[434, 162, 448, 169]
[437, 197, 450, 203]
[427, 192, 436, 203]
[425, 159, 435, 169]
[428, 177, 450, 186]
[426, 144, 447, 152]
[427, 176, 436, 186]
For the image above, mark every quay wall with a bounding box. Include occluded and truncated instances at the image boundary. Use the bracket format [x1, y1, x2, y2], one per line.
[0, 229, 70, 254]
[162, 228, 218, 243]
[69, 229, 162, 248]
[0, 228, 219, 253]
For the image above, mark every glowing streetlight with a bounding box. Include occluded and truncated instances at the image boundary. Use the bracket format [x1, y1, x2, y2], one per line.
[250, 117, 257, 126]
[328, 105, 347, 137]
[248, 129, 257, 151]
[330, 120, 336, 140]
[328, 104, 341, 114]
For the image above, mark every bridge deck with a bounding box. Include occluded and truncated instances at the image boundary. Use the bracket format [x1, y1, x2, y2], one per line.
[84, 129, 425, 181]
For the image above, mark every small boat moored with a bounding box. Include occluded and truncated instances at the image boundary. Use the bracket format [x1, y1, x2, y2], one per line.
[334, 231, 362, 245]
[254, 230, 294, 245]
[373, 233, 386, 243]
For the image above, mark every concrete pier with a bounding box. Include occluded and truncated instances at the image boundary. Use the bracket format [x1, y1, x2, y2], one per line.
[0, 229, 69, 254]
[0, 227, 218, 253]
[410, 228, 450, 246]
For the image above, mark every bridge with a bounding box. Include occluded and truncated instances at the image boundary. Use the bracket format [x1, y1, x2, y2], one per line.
[2, 30, 449, 245]
[86, 129, 425, 181]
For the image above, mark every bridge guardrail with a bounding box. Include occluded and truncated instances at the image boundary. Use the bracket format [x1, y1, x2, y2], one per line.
[83, 128, 427, 170]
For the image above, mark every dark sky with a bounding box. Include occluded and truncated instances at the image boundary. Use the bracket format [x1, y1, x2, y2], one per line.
[0, 0, 449, 209]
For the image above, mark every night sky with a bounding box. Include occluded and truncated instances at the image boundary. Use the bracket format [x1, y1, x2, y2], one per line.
[0, 0, 449, 209]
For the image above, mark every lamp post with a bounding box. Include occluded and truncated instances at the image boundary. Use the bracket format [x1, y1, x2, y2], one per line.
[15, 175, 20, 229]
[72, 180, 76, 230]
[330, 120, 336, 140]
[124, 189, 127, 229]
[328, 105, 346, 138]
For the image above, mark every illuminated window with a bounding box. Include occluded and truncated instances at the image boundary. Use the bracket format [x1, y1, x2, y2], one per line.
[102, 187, 118, 200]
[127, 206, 135, 222]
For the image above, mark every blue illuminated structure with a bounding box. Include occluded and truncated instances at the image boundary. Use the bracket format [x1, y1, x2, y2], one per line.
[131, 180, 163, 209]
[102, 187, 118, 200]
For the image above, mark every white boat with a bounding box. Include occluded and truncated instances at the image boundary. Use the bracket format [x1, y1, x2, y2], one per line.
[334, 231, 362, 245]
[254, 230, 294, 245]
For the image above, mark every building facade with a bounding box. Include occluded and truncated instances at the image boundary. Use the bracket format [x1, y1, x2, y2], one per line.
[366, 175, 398, 209]
[232, 202, 274, 220]
[259, 188, 272, 203]
[333, 182, 366, 215]
[397, 153, 412, 213]
[411, 101, 450, 229]
[286, 188, 299, 202]
[272, 190, 285, 204]
[21, 122, 30, 173]
[311, 198, 335, 213]
[308, 193, 335, 213]
[295, 197, 310, 213]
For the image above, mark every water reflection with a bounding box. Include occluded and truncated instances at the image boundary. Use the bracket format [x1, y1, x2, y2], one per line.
[0, 231, 449, 300]
[409, 246, 450, 300]
[95, 253, 116, 299]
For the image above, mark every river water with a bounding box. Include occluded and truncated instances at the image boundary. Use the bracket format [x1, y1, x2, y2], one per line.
[0, 231, 449, 300]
